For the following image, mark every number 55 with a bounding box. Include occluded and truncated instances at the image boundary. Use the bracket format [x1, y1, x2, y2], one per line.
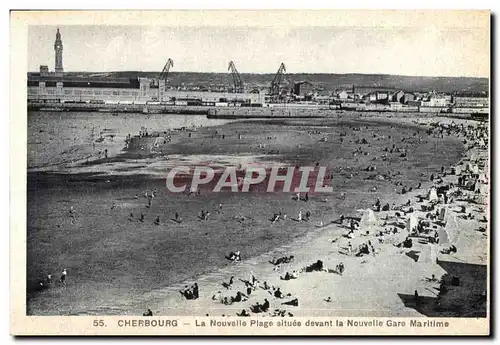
[93, 320, 105, 327]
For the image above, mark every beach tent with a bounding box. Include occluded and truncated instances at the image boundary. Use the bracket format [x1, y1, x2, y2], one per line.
[472, 165, 480, 175]
[454, 165, 462, 175]
[439, 214, 461, 246]
[360, 209, 377, 227]
[479, 173, 488, 184]
[479, 138, 486, 148]
[438, 228, 450, 246]
[428, 187, 439, 202]
[406, 214, 418, 233]
[477, 184, 489, 204]
[418, 244, 438, 264]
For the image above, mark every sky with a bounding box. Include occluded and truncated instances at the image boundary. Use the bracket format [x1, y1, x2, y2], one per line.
[27, 25, 489, 78]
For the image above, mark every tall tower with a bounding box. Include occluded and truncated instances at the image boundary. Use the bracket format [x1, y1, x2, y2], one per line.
[54, 28, 63, 75]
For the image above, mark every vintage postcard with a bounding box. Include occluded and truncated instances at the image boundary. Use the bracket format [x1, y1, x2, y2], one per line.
[10, 10, 490, 336]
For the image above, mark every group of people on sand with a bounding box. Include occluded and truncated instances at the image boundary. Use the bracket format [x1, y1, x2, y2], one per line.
[180, 283, 199, 300]
[270, 255, 294, 266]
[206, 268, 302, 317]
[36, 269, 67, 292]
[226, 251, 241, 262]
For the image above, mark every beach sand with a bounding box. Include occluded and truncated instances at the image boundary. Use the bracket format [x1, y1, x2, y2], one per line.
[26, 112, 488, 317]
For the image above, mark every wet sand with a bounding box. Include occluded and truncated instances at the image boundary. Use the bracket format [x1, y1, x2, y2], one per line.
[26, 112, 485, 316]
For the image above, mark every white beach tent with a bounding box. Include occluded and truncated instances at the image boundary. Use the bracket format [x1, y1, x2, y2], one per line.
[438, 214, 461, 246]
[428, 187, 439, 202]
[479, 173, 488, 184]
[406, 214, 418, 233]
[418, 244, 438, 264]
[438, 228, 450, 246]
[360, 209, 378, 228]
[472, 165, 480, 175]
[477, 184, 489, 204]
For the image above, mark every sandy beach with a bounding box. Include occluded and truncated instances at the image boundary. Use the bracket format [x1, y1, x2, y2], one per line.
[26, 111, 488, 317]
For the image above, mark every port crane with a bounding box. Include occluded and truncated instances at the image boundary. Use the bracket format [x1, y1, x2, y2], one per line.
[228, 61, 244, 93]
[269, 62, 286, 100]
[151, 58, 174, 87]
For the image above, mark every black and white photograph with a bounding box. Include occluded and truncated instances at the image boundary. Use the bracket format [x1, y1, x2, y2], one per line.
[10, 9, 490, 336]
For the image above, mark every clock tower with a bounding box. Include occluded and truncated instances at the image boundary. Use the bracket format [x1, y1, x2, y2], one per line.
[54, 28, 63, 75]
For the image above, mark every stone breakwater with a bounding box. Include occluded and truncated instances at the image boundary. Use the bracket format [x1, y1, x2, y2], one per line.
[28, 102, 337, 118]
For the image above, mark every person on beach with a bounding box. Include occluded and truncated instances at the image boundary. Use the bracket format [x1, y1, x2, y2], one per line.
[59, 269, 67, 285]
[154, 216, 160, 225]
[143, 308, 153, 316]
[271, 213, 280, 223]
[192, 283, 199, 299]
[237, 309, 250, 317]
[212, 291, 222, 301]
[337, 262, 345, 275]
[274, 288, 285, 299]
[139, 213, 144, 222]
[69, 206, 76, 224]
[46, 274, 52, 284]
[414, 290, 420, 307]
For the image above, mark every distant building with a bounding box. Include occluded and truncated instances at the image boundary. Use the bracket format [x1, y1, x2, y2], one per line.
[453, 96, 489, 108]
[402, 93, 415, 104]
[54, 28, 63, 76]
[367, 93, 377, 102]
[39, 65, 49, 77]
[428, 95, 449, 107]
[376, 91, 389, 101]
[337, 90, 349, 100]
[293, 81, 314, 97]
[393, 90, 405, 103]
